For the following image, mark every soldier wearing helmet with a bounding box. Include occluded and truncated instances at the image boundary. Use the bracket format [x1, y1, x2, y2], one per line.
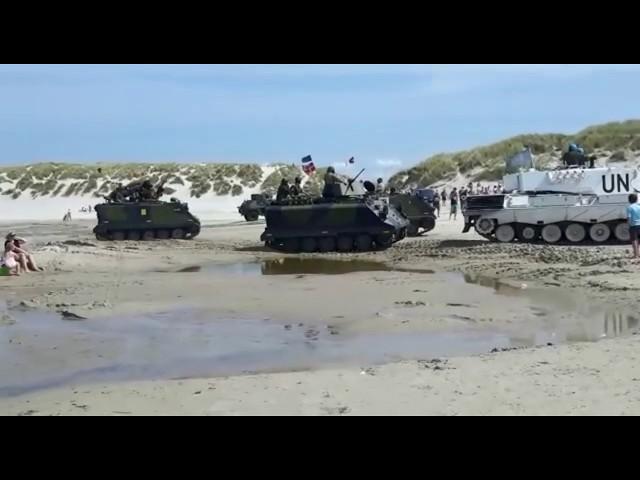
[290, 176, 303, 197]
[563, 143, 588, 168]
[139, 180, 156, 201]
[276, 178, 290, 202]
[323, 167, 346, 199]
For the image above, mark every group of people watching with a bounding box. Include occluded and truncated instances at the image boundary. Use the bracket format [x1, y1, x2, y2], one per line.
[442, 183, 503, 199]
[105, 180, 166, 203]
[562, 143, 596, 169]
[276, 177, 305, 202]
[1, 232, 42, 276]
[427, 183, 504, 220]
[276, 170, 387, 202]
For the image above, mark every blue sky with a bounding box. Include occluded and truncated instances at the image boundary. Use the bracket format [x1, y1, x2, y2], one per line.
[1, 64, 639, 177]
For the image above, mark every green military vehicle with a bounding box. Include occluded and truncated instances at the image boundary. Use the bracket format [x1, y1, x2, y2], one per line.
[389, 192, 437, 237]
[238, 193, 271, 222]
[260, 176, 409, 253]
[93, 180, 201, 241]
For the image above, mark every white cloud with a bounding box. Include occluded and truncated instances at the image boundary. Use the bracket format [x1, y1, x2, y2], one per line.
[376, 159, 403, 167]
[161, 64, 640, 80]
[416, 64, 640, 96]
[4, 64, 639, 82]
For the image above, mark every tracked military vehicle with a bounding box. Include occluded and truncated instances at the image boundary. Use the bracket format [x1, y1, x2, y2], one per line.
[260, 173, 409, 253]
[389, 192, 437, 236]
[463, 161, 640, 244]
[93, 180, 201, 241]
[238, 194, 271, 222]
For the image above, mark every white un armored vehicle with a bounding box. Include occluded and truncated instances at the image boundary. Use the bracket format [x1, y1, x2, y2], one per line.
[462, 154, 640, 244]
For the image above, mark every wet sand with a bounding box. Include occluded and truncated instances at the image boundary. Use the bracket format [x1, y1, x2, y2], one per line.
[1, 213, 640, 415]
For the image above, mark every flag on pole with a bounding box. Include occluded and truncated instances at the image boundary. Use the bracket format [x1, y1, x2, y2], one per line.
[301, 155, 316, 175]
[505, 147, 534, 174]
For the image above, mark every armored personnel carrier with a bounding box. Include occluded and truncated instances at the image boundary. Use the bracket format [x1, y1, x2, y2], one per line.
[93, 180, 201, 241]
[463, 163, 640, 244]
[260, 175, 409, 253]
[238, 194, 271, 222]
[389, 192, 437, 236]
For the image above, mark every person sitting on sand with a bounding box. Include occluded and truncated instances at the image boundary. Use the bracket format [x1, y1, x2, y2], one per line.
[4, 233, 42, 272]
[1, 243, 22, 276]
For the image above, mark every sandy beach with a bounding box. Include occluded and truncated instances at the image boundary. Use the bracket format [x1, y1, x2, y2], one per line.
[2, 210, 640, 416]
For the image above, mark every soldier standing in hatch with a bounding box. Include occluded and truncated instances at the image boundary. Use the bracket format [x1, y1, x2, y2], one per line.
[323, 166, 346, 199]
[106, 183, 124, 203]
[139, 181, 155, 201]
[289, 177, 303, 197]
[276, 178, 290, 202]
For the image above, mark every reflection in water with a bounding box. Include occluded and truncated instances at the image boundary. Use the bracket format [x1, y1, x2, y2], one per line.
[1, 299, 638, 397]
[260, 258, 434, 276]
[261, 258, 389, 275]
[177, 266, 202, 273]
[604, 312, 639, 337]
[172, 258, 435, 276]
[463, 273, 526, 296]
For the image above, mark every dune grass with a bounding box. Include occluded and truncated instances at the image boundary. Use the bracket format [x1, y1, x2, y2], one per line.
[389, 120, 640, 189]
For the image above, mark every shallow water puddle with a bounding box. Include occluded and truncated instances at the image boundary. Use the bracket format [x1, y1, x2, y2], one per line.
[0, 286, 638, 396]
[163, 258, 435, 276]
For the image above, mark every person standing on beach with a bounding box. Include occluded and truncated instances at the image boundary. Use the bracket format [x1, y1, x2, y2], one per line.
[449, 188, 459, 221]
[628, 194, 640, 259]
[432, 190, 440, 218]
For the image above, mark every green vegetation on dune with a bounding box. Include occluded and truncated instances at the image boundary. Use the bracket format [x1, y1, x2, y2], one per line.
[0, 162, 268, 200]
[63, 182, 81, 197]
[82, 176, 99, 195]
[4, 168, 23, 181]
[237, 164, 263, 188]
[51, 184, 65, 197]
[213, 180, 232, 196]
[15, 174, 34, 192]
[389, 120, 640, 189]
[1, 121, 638, 199]
[260, 165, 301, 198]
[29, 177, 58, 198]
[576, 120, 640, 150]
